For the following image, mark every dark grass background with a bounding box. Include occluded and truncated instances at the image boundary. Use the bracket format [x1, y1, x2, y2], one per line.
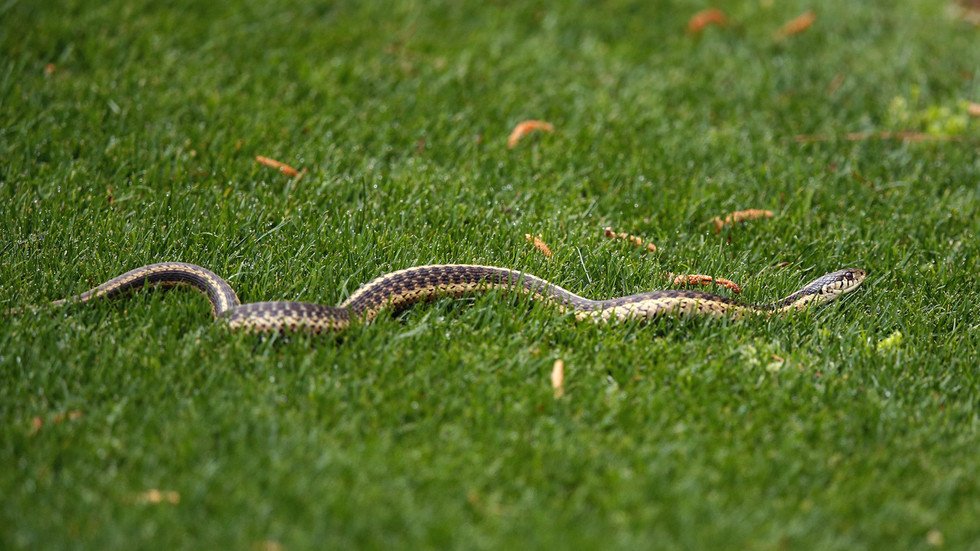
[2, 1, 979, 549]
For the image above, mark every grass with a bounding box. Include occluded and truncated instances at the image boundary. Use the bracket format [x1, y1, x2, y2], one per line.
[2, 0, 979, 548]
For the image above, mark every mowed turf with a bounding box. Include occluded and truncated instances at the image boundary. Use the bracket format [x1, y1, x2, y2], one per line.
[2, 1, 979, 549]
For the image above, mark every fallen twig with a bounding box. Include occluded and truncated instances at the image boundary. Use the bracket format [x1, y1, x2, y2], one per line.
[508, 120, 554, 149]
[775, 10, 816, 38]
[255, 155, 304, 178]
[687, 8, 728, 34]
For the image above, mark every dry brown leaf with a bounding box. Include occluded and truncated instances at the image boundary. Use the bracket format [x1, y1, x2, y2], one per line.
[53, 410, 83, 424]
[136, 489, 181, 505]
[687, 8, 728, 34]
[253, 541, 285, 551]
[29, 410, 83, 435]
[711, 209, 774, 233]
[953, 0, 980, 25]
[603, 227, 657, 253]
[846, 131, 931, 143]
[968, 102, 980, 117]
[551, 359, 565, 399]
[255, 156, 303, 178]
[44, 63, 57, 76]
[507, 120, 554, 149]
[775, 10, 816, 38]
[525, 234, 553, 257]
[671, 274, 743, 293]
[827, 73, 846, 96]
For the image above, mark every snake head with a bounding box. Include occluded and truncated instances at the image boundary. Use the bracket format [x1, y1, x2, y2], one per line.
[775, 268, 867, 311]
[806, 268, 867, 303]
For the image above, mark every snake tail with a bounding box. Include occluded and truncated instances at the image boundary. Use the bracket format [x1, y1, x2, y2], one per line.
[53, 262, 240, 317]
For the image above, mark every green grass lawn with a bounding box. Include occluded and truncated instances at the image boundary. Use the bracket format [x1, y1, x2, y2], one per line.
[2, 0, 979, 548]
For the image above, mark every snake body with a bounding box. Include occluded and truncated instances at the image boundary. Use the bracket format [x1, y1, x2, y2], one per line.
[50, 263, 866, 333]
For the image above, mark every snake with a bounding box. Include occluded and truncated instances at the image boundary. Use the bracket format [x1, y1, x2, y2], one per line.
[46, 262, 866, 333]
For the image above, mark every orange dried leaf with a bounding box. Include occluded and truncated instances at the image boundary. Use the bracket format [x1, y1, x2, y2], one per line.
[673, 274, 709, 286]
[712, 209, 774, 232]
[551, 359, 565, 399]
[44, 63, 57, 76]
[672, 274, 742, 293]
[776, 10, 816, 38]
[507, 120, 554, 149]
[525, 234, 553, 257]
[255, 155, 301, 178]
[714, 277, 743, 293]
[602, 226, 657, 253]
[30, 417, 43, 435]
[968, 102, 980, 117]
[136, 489, 181, 505]
[687, 8, 728, 34]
